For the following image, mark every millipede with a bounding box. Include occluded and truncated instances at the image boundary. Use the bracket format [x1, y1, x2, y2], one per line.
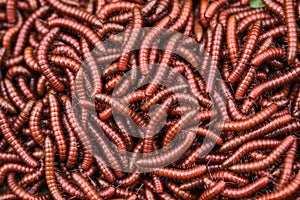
[228, 20, 261, 83]
[0, 0, 299, 199]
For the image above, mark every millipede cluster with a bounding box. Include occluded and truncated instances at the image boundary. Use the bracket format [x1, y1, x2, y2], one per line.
[0, 0, 300, 199]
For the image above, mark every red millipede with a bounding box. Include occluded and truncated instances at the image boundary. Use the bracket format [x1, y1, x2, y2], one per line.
[24, 46, 39, 72]
[29, 100, 45, 146]
[20, 163, 44, 186]
[97, 1, 140, 20]
[88, 124, 124, 178]
[108, 0, 156, 23]
[145, 185, 155, 200]
[219, 114, 291, 152]
[199, 0, 208, 27]
[0, 97, 17, 114]
[0, 163, 34, 185]
[248, 63, 300, 100]
[179, 140, 215, 168]
[222, 177, 269, 198]
[145, 180, 176, 200]
[6, 0, 16, 23]
[61, 115, 78, 169]
[164, 181, 195, 200]
[237, 12, 270, 34]
[194, 20, 204, 43]
[206, 23, 223, 93]
[138, 16, 170, 75]
[4, 78, 26, 109]
[17, 77, 35, 100]
[198, 181, 226, 200]
[44, 136, 64, 200]
[278, 140, 297, 189]
[284, 0, 298, 63]
[222, 139, 281, 167]
[61, 95, 93, 171]
[48, 93, 67, 161]
[13, 6, 49, 56]
[252, 48, 285, 67]
[143, 98, 173, 153]
[189, 126, 223, 145]
[48, 18, 105, 53]
[136, 131, 195, 168]
[92, 116, 127, 154]
[116, 173, 141, 187]
[145, 33, 181, 96]
[11, 100, 35, 132]
[95, 155, 116, 183]
[45, 0, 102, 28]
[166, 0, 180, 22]
[55, 172, 85, 199]
[205, 0, 228, 18]
[37, 27, 64, 92]
[97, 23, 125, 37]
[235, 35, 273, 99]
[262, 0, 285, 18]
[51, 45, 81, 62]
[218, 6, 250, 26]
[214, 103, 278, 132]
[151, 165, 207, 180]
[169, 0, 192, 32]
[0, 108, 38, 167]
[210, 171, 249, 186]
[228, 20, 261, 83]
[2, 12, 23, 51]
[155, 0, 170, 14]
[226, 98, 249, 120]
[162, 110, 197, 147]
[226, 15, 239, 68]
[7, 173, 50, 200]
[95, 93, 147, 127]
[118, 7, 143, 71]
[258, 25, 287, 42]
[4, 55, 24, 68]
[179, 178, 205, 190]
[0, 153, 20, 162]
[152, 175, 164, 193]
[229, 135, 295, 172]
[80, 38, 102, 97]
[255, 170, 300, 200]
[72, 172, 103, 200]
[48, 55, 80, 73]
